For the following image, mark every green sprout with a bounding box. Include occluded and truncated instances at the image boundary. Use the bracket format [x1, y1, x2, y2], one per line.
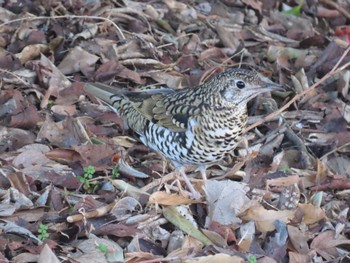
[279, 165, 291, 173]
[97, 243, 109, 254]
[77, 165, 98, 193]
[112, 164, 120, 179]
[247, 255, 257, 263]
[38, 224, 49, 240]
[282, 0, 304, 17]
[47, 100, 54, 109]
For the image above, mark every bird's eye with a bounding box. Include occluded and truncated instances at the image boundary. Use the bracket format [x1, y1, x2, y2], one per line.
[236, 81, 245, 89]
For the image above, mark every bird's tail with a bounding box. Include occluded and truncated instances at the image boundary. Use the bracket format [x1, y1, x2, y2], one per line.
[84, 83, 124, 105]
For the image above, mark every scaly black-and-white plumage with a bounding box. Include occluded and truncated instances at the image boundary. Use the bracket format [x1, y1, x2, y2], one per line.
[84, 68, 281, 198]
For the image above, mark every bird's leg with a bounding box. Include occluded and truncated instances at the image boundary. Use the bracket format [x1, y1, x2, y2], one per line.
[236, 136, 249, 157]
[178, 167, 201, 200]
[198, 165, 207, 182]
[198, 165, 208, 197]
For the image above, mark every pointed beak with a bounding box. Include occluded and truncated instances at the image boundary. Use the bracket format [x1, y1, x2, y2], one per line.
[239, 81, 284, 104]
[246, 82, 284, 95]
[261, 82, 284, 91]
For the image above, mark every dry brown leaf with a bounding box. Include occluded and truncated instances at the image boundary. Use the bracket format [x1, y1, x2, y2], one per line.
[310, 230, 350, 260]
[37, 116, 87, 147]
[58, 46, 99, 75]
[7, 172, 34, 196]
[51, 105, 77, 116]
[45, 148, 82, 163]
[120, 58, 175, 69]
[287, 225, 309, 254]
[15, 44, 49, 63]
[73, 23, 98, 41]
[205, 180, 250, 227]
[288, 252, 311, 263]
[38, 54, 71, 108]
[184, 253, 244, 263]
[149, 191, 200, 205]
[38, 244, 60, 263]
[238, 221, 255, 252]
[298, 203, 326, 225]
[242, 0, 262, 13]
[240, 203, 294, 232]
[266, 175, 300, 188]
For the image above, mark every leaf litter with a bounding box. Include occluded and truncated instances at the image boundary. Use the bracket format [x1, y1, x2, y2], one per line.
[1, 0, 350, 262]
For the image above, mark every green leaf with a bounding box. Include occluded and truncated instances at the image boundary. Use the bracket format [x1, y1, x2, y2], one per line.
[38, 224, 49, 240]
[90, 137, 105, 144]
[112, 165, 120, 179]
[282, 0, 304, 17]
[39, 224, 48, 231]
[279, 166, 291, 173]
[84, 165, 95, 176]
[163, 206, 213, 246]
[97, 243, 109, 254]
[77, 176, 85, 183]
[248, 255, 257, 263]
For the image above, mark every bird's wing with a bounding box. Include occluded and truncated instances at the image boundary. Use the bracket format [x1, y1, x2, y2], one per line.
[126, 88, 206, 132]
[85, 83, 206, 133]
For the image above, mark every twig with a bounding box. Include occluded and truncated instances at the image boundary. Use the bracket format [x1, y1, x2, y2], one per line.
[66, 201, 116, 223]
[0, 68, 31, 87]
[0, 15, 126, 41]
[320, 141, 350, 161]
[319, 0, 350, 20]
[246, 45, 350, 132]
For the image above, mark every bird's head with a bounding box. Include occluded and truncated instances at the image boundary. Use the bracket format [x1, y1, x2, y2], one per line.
[208, 68, 282, 107]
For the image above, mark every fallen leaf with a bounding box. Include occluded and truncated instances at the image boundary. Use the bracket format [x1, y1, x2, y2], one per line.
[58, 46, 99, 75]
[240, 202, 294, 232]
[149, 191, 200, 206]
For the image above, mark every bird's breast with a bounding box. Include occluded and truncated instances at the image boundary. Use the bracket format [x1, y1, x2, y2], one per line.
[192, 112, 246, 154]
[142, 108, 247, 166]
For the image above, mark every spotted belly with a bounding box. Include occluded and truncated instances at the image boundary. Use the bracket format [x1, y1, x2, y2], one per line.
[141, 122, 240, 166]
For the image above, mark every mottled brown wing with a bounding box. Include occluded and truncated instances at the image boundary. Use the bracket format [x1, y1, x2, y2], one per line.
[126, 89, 205, 132]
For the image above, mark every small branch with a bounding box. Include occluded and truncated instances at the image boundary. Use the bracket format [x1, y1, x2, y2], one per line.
[0, 68, 31, 87]
[319, 0, 350, 20]
[246, 45, 350, 132]
[0, 15, 126, 41]
[66, 201, 116, 223]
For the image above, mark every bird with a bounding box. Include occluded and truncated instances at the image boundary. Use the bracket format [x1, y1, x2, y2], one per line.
[84, 68, 282, 199]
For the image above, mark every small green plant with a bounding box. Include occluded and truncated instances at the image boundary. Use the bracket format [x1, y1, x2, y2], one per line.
[77, 165, 98, 193]
[279, 165, 291, 173]
[282, 0, 304, 17]
[97, 243, 109, 254]
[247, 255, 257, 263]
[47, 100, 54, 109]
[38, 224, 49, 240]
[112, 164, 120, 179]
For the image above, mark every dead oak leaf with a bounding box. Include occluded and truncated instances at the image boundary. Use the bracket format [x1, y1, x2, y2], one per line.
[242, 0, 262, 13]
[58, 46, 99, 75]
[240, 202, 294, 232]
[310, 230, 350, 260]
[94, 60, 144, 84]
[37, 115, 87, 147]
[37, 54, 71, 108]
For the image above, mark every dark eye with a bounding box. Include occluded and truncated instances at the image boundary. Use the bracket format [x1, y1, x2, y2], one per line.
[236, 81, 245, 89]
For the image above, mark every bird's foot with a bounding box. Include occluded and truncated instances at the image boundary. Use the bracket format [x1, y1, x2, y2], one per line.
[177, 168, 202, 200]
[189, 190, 202, 200]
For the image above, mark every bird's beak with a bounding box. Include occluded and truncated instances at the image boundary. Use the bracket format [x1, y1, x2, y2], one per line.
[247, 82, 284, 95]
[261, 82, 284, 91]
[239, 82, 284, 104]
